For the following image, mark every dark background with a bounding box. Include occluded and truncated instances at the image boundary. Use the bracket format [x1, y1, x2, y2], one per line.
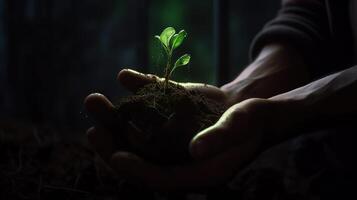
[1, 2, 355, 199]
[0, 0, 280, 131]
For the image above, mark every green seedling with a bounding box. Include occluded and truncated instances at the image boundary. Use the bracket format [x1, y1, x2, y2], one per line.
[155, 27, 191, 90]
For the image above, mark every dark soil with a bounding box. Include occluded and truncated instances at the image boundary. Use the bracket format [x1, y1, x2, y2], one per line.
[114, 82, 227, 165]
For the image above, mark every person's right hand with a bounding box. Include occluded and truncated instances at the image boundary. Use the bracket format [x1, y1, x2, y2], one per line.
[84, 68, 302, 190]
[84, 68, 232, 163]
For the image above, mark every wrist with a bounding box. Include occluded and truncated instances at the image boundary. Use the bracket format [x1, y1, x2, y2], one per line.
[220, 84, 243, 107]
[220, 43, 309, 106]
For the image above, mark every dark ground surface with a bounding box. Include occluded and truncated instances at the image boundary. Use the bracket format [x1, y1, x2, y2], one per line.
[0, 120, 119, 200]
[1, 120, 356, 200]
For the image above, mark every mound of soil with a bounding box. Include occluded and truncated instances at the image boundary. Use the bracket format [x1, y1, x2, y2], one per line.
[115, 82, 226, 165]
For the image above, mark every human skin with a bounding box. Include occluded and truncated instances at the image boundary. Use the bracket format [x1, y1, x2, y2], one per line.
[84, 43, 357, 190]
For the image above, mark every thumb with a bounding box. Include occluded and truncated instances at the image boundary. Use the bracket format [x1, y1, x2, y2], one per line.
[189, 124, 233, 160]
[189, 104, 252, 160]
[117, 69, 159, 92]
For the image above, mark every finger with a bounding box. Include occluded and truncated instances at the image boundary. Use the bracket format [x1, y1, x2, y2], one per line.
[87, 126, 116, 163]
[189, 104, 255, 159]
[84, 93, 118, 128]
[117, 69, 159, 92]
[176, 141, 257, 188]
[189, 125, 233, 160]
[110, 142, 256, 191]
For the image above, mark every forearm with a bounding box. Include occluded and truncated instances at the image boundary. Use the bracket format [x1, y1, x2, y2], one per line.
[221, 43, 309, 106]
[268, 65, 357, 141]
[272, 65, 357, 118]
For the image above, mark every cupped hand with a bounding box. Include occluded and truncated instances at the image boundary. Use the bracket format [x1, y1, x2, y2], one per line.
[84, 69, 280, 190]
[84, 69, 231, 161]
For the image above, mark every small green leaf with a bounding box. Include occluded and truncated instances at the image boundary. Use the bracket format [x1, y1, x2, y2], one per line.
[160, 27, 175, 48]
[155, 35, 161, 41]
[174, 54, 190, 68]
[170, 54, 190, 76]
[155, 35, 167, 51]
[169, 34, 178, 49]
[171, 30, 187, 50]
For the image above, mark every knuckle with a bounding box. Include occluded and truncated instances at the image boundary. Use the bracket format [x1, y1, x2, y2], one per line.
[240, 98, 274, 114]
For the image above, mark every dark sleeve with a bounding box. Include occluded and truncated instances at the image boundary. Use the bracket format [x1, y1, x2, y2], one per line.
[249, 0, 333, 78]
